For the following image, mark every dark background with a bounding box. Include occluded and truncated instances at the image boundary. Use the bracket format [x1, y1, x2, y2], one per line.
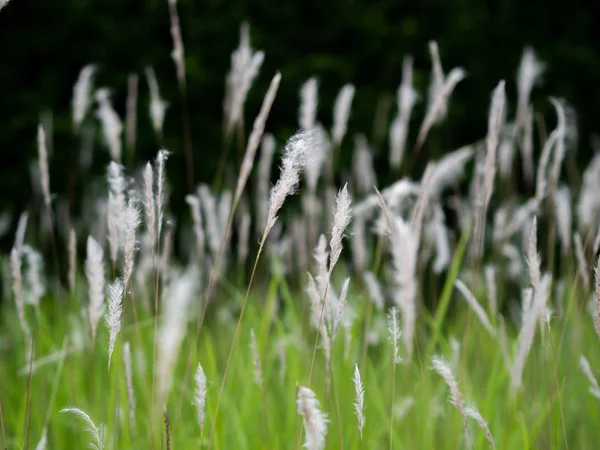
[0, 0, 599, 239]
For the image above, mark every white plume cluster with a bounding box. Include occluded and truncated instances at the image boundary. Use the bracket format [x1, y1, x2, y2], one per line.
[86, 236, 105, 342]
[224, 22, 264, 134]
[297, 386, 328, 450]
[145, 67, 169, 138]
[95, 88, 123, 163]
[72, 64, 97, 131]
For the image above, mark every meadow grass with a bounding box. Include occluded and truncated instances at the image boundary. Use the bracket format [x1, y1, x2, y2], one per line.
[2, 12, 600, 450]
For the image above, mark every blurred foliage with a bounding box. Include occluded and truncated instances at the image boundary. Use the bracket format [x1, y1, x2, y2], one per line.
[0, 0, 599, 240]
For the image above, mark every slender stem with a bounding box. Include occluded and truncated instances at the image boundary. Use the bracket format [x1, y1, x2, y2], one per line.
[389, 359, 396, 450]
[207, 234, 267, 450]
[22, 332, 35, 450]
[0, 398, 5, 450]
[150, 235, 160, 450]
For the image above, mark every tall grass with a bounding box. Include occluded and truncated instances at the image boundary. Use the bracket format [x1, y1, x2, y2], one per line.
[2, 14, 600, 450]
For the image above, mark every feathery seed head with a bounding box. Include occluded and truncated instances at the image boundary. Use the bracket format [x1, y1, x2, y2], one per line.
[300, 77, 319, 130]
[332, 84, 355, 148]
[143, 162, 156, 249]
[265, 129, 322, 236]
[122, 198, 141, 286]
[106, 278, 124, 369]
[72, 64, 97, 131]
[297, 385, 328, 450]
[353, 364, 365, 438]
[329, 183, 352, 273]
[250, 329, 262, 387]
[194, 363, 207, 435]
[86, 236, 105, 342]
[96, 88, 123, 163]
[145, 67, 169, 136]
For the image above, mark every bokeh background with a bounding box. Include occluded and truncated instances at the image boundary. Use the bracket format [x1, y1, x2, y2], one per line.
[1, 0, 599, 247]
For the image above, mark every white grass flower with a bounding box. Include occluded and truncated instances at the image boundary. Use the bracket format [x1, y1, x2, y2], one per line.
[107, 161, 126, 265]
[536, 99, 566, 204]
[454, 279, 495, 337]
[416, 66, 466, 150]
[86, 236, 105, 342]
[516, 47, 544, 130]
[234, 72, 281, 205]
[484, 265, 497, 317]
[37, 124, 51, 208]
[11, 247, 29, 335]
[431, 355, 473, 448]
[15, 211, 29, 250]
[332, 84, 355, 148]
[22, 245, 45, 306]
[265, 129, 320, 236]
[250, 329, 262, 387]
[464, 404, 496, 449]
[143, 162, 156, 250]
[185, 194, 205, 261]
[594, 255, 600, 342]
[429, 145, 475, 196]
[123, 341, 136, 435]
[297, 385, 328, 450]
[95, 88, 123, 163]
[72, 64, 97, 131]
[224, 22, 264, 134]
[389, 217, 418, 362]
[526, 216, 541, 288]
[390, 55, 418, 169]
[555, 186, 572, 254]
[194, 363, 207, 436]
[510, 274, 551, 393]
[432, 207, 451, 273]
[304, 124, 329, 195]
[579, 354, 600, 399]
[105, 278, 124, 369]
[156, 150, 169, 239]
[328, 183, 352, 273]
[472, 81, 505, 262]
[352, 135, 377, 193]
[574, 232, 590, 292]
[145, 67, 169, 138]
[69, 228, 77, 293]
[122, 199, 141, 287]
[167, 0, 186, 86]
[60, 407, 104, 450]
[353, 364, 365, 439]
[299, 77, 318, 130]
[388, 307, 402, 365]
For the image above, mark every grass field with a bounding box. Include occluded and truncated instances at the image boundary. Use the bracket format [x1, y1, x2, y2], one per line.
[2, 13, 600, 450]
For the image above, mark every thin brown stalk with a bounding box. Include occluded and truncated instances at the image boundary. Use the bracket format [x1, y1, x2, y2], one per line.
[164, 408, 171, 450]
